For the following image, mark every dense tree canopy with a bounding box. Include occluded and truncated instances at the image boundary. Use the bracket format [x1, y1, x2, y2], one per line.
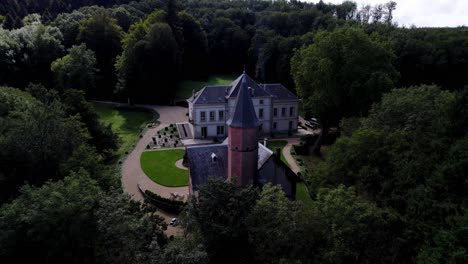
[291, 26, 398, 152]
[51, 44, 97, 93]
[1, 1, 467, 263]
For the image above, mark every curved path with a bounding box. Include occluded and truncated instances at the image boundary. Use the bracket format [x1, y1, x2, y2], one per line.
[121, 105, 189, 201]
[120, 105, 189, 236]
[281, 137, 301, 174]
[175, 159, 188, 170]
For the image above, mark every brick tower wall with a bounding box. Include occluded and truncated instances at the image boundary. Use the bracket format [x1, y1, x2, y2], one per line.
[228, 126, 258, 186]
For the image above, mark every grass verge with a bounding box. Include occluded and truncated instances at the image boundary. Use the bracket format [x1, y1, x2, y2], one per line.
[140, 149, 189, 187]
[94, 103, 155, 156]
[266, 140, 289, 166]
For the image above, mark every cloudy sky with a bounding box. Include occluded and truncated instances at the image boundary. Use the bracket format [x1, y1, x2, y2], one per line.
[306, 0, 467, 27]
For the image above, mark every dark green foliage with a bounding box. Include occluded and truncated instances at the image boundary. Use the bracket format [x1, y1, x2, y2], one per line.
[181, 181, 406, 263]
[160, 237, 209, 264]
[78, 11, 124, 98]
[61, 89, 119, 158]
[0, 87, 86, 200]
[116, 17, 180, 104]
[0, 0, 133, 28]
[94, 189, 167, 264]
[308, 85, 468, 262]
[144, 190, 186, 213]
[51, 44, 97, 93]
[0, 171, 167, 264]
[0, 171, 102, 264]
[291, 26, 398, 153]
[184, 179, 259, 263]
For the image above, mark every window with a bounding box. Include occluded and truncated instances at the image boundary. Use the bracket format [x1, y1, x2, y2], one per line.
[200, 112, 206, 122]
[290, 107, 294, 117]
[259, 124, 263, 132]
[210, 111, 215, 121]
[259, 108, 264, 119]
[273, 122, 277, 129]
[260, 99, 264, 104]
[281, 108, 286, 117]
[219, 110, 224, 121]
[217, 126, 225, 135]
[273, 108, 278, 117]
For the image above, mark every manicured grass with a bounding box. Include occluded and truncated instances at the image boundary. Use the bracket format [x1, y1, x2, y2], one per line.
[94, 103, 155, 156]
[140, 149, 189, 187]
[296, 182, 314, 207]
[267, 140, 316, 206]
[176, 74, 237, 98]
[266, 140, 289, 166]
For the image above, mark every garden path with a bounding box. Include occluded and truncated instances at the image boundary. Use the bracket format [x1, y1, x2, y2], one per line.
[281, 138, 301, 174]
[119, 105, 189, 236]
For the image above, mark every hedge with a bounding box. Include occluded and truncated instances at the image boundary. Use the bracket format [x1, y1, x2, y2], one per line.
[144, 190, 187, 214]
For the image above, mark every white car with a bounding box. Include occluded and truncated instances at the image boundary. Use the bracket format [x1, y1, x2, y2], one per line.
[169, 218, 177, 226]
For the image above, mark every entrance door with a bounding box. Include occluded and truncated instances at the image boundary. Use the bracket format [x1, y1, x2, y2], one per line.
[201, 127, 207, 138]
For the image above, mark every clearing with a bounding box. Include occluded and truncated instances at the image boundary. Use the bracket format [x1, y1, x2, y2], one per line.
[94, 103, 155, 156]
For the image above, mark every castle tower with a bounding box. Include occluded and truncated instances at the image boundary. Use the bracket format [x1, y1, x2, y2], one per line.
[226, 72, 260, 186]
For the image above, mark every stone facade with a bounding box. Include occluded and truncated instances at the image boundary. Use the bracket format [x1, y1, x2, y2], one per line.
[187, 73, 300, 139]
[184, 73, 299, 199]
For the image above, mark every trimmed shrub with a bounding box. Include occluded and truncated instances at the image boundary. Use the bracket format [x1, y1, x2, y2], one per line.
[144, 190, 186, 213]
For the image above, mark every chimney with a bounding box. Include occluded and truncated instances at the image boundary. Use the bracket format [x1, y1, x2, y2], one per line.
[192, 89, 195, 97]
[211, 152, 217, 162]
[275, 147, 281, 157]
[263, 138, 268, 147]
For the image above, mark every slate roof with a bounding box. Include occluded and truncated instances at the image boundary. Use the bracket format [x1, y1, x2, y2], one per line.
[226, 73, 260, 128]
[262, 84, 299, 101]
[258, 143, 273, 169]
[227, 74, 270, 98]
[185, 144, 228, 191]
[185, 141, 274, 190]
[187, 73, 298, 105]
[189, 86, 229, 105]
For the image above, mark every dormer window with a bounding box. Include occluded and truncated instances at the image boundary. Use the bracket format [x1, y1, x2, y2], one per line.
[211, 153, 217, 162]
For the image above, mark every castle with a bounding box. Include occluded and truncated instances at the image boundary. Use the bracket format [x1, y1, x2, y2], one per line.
[187, 73, 300, 139]
[184, 73, 298, 198]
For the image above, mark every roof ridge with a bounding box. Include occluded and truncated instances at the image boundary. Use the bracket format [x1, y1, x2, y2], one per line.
[226, 73, 260, 128]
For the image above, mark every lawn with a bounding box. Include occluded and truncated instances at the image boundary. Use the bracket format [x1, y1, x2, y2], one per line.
[140, 149, 189, 187]
[266, 140, 289, 166]
[94, 103, 155, 156]
[267, 140, 315, 206]
[176, 74, 237, 98]
[296, 183, 314, 207]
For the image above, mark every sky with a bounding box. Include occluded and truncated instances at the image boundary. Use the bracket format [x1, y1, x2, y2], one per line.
[305, 0, 468, 27]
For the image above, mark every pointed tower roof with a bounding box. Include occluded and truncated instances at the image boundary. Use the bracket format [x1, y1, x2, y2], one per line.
[226, 73, 260, 128]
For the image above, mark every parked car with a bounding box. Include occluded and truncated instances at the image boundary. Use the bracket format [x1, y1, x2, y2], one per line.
[305, 118, 319, 129]
[169, 218, 177, 226]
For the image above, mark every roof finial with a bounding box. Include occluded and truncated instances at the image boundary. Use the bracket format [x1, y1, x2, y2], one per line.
[243, 64, 246, 74]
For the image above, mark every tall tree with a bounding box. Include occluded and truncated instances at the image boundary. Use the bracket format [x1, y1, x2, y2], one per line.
[116, 19, 180, 104]
[78, 11, 123, 98]
[291, 26, 398, 154]
[184, 179, 259, 264]
[51, 44, 97, 93]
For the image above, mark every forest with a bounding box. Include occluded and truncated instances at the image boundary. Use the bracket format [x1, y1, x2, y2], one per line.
[0, 0, 467, 263]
